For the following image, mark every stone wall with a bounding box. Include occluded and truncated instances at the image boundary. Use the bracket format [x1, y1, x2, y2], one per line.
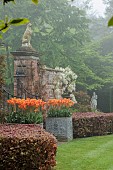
[12, 52, 40, 98]
[40, 67, 63, 101]
[12, 51, 63, 100]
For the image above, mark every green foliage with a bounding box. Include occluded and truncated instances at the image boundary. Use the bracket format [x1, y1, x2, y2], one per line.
[6, 111, 43, 124]
[0, 44, 13, 90]
[2, 0, 113, 92]
[77, 41, 113, 90]
[0, 55, 5, 84]
[2, 0, 39, 4]
[0, 55, 5, 108]
[47, 107, 72, 117]
[3, 0, 15, 5]
[9, 18, 30, 26]
[83, 0, 113, 91]
[0, 0, 37, 35]
[0, 18, 29, 34]
[104, 0, 113, 20]
[1, 0, 100, 91]
[0, 18, 9, 33]
[0, 124, 57, 169]
[73, 91, 91, 112]
[108, 16, 113, 26]
[32, 0, 38, 4]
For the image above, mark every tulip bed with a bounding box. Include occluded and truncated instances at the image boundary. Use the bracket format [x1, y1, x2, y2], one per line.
[0, 124, 57, 170]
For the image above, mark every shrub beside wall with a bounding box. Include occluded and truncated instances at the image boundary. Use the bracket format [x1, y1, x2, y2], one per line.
[73, 112, 113, 138]
[0, 55, 5, 97]
[0, 124, 57, 170]
[74, 91, 91, 112]
[0, 55, 5, 120]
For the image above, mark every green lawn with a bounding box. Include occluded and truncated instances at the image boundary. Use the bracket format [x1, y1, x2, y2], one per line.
[56, 135, 113, 170]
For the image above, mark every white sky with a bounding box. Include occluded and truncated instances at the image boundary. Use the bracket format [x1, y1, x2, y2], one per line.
[90, 0, 106, 17]
[72, 0, 106, 17]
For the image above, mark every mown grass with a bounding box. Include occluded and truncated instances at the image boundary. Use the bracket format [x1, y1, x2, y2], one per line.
[56, 135, 113, 170]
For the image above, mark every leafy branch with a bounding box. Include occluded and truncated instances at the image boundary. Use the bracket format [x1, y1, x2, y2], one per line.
[0, 0, 38, 37]
[0, 17, 30, 33]
[108, 16, 113, 27]
[3, 0, 38, 5]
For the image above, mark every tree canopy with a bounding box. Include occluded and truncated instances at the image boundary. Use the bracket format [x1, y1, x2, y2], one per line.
[1, 0, 113, 93]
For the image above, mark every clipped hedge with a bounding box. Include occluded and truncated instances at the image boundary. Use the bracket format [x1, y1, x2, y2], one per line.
[0, 124, 57, 170]
[73, 112, 113, 138]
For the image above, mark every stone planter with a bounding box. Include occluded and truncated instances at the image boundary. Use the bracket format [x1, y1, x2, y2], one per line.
[46, 117, 73, 142]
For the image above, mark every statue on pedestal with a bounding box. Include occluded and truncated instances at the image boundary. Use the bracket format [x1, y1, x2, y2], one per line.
[90, 92, 97, 111]
[22, 23, 32, 48]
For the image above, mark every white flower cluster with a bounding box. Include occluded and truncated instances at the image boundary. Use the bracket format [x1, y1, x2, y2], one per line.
[54, 67, 77, 102]
[55, 66, 77, 93]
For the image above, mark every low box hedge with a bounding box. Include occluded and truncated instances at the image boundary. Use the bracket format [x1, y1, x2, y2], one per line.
[73, 112, 113, 138]
[0, 124, 57, 170]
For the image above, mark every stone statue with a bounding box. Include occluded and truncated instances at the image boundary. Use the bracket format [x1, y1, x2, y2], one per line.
[70, 93, 77, 103]
[90, 92, 97, 111]
[22, 23, 32, 47]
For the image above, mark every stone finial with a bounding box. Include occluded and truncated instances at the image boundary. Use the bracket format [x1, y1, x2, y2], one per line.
[22, 23, 32, 48]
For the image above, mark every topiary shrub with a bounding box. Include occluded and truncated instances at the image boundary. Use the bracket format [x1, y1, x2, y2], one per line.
[0, 124, 57, 170]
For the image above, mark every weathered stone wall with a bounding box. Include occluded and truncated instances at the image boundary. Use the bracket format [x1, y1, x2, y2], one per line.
[12, 51, 63, 100]
[13, 54, 40, 98]
[40, 67, 63, 101]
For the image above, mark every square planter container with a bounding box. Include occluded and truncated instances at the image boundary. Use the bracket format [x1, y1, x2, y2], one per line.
[46, 117, 73, 142]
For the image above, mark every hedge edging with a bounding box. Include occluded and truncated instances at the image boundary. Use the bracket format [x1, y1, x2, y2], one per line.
[73, 112, 113, 138]
[0, 124, 57, 170]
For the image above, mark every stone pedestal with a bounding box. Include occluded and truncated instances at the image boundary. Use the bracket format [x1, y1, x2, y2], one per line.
[46, 117, 73, 142]
[11, 49, 40, 98]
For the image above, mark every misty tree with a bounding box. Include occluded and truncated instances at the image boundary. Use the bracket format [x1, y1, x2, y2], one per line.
[0, 0, 106, 91]
[2, 0, 113, 93]
[7, 0, 94, 90]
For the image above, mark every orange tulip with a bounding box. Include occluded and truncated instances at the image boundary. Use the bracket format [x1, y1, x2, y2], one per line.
[7, 98, 75, 115]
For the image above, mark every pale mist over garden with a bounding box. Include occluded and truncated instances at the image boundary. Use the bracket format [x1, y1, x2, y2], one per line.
[73, 0, 106, 17]
[1, 0, 113, 112]
[1, 1, 113, 169]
